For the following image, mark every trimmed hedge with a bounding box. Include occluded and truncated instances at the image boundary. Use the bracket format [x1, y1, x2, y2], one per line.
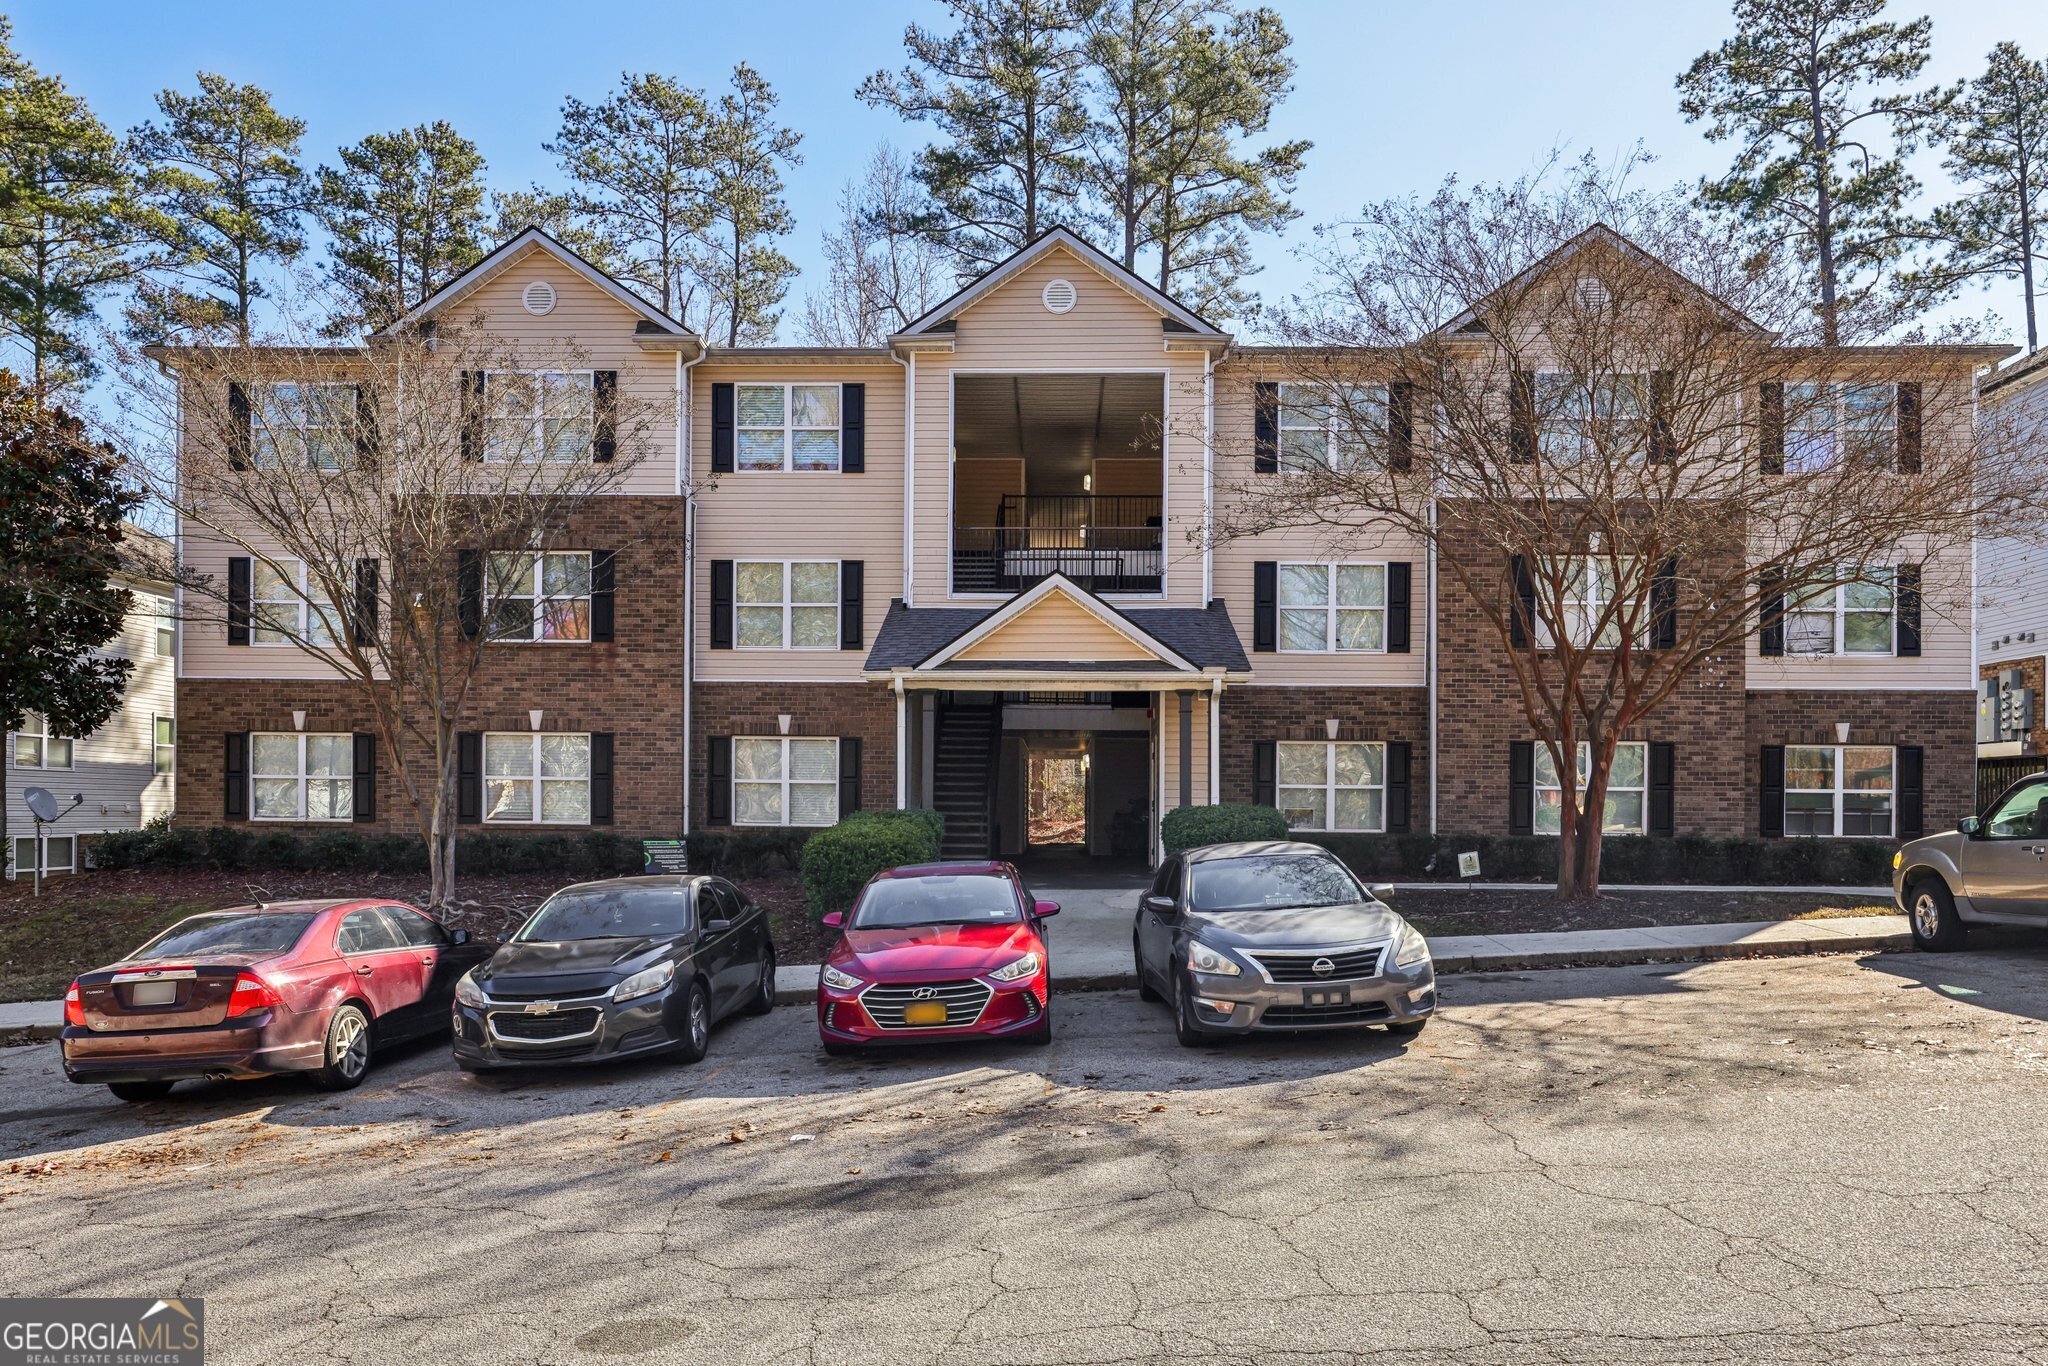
[797, 809, 946, 922]
[1299, 832, 1896, 887]
[686, 827, 812, 878]
[1160, 803, 1291, 855]
[90, 817, 662, 879]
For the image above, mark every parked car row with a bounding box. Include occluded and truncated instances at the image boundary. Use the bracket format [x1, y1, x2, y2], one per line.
[57, 841, 1438, 1103]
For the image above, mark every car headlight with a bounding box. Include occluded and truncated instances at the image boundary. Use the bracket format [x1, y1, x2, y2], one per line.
[454, 970, 488, 1009]
[611, 960, 675, 1003]
[821, 964, 864, 991]
[1184, 939, 1242, 976]
[1892, 850, 1904, 871]
[988, 952, 1040, 982]
[1394, 921, 1431, 968]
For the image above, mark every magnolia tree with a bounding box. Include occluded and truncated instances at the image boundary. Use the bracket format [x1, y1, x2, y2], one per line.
[121, 307, 668, 907]
[1215, 168, 2011, 900]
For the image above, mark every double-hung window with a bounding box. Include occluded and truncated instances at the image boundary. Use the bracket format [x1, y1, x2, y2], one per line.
[154, 716, 176, 775]
[1536, 372, 1647, 463]
[1277, 383, 1385, 472]
[737, 383, 842, 471]
[484, 371, 595, 463]
[151, 594, 176, 657]
[735, 561, 839, 649]
[1276, 741, 1386, 832]
[486, 551, 592, 642]
[12, 715, 70, 769]
[1784, 383, 1895, 473]
[1541, 557, 1639, 649]
[1278, 563, 1387, 652]
[254, 383, 355, 470]
[12, 835, 74, 878]
[1784, 745, 1894, 837]
[1785, 569, 1894, 655]
[252, 559, 340, 647]
[483, 732, 591, 824]
[732, 737, 840, 827]
[1535, 741, 1647, 835]
[251, 732, 353, 821]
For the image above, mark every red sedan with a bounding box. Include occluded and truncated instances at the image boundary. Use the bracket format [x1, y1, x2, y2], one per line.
[61, 899, 490, 1102]
[817, 862, 1058, 1055]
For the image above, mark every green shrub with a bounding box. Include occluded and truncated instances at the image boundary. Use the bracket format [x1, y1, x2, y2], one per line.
[1160, 804, 1291, 855]
[686, 827, 811, 877]
[798, 809, 946, 921]
[306, 830, 367, 872]
[1299, 832, 1897, 886]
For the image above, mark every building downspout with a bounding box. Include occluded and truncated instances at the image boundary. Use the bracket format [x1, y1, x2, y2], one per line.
[897, 349, 915, 605]
[678, 346, 706, 835]
[1202, 348, 1215, 603]
[1427, 496, 1439, 835]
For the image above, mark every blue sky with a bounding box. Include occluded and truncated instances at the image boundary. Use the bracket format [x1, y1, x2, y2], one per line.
[9, 0, 2048, 343]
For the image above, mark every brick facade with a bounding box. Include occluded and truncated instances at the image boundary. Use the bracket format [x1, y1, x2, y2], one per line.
[1217, 686, 1430, 813]
[1744, 689, 1977, 834]
[690, 681, 898, 827]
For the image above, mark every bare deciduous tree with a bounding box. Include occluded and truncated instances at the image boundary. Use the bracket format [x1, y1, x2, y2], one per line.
[800, 145, 949, 346]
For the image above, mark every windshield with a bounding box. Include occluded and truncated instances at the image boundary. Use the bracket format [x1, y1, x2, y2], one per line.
[851, 874, 1022, 930]
[515, 886, 695, 942]
[1188, 854, 1365, 914]
[131, 912, 317, 960]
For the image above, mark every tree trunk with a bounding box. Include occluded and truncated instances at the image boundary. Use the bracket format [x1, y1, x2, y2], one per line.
[1553, 766, 1610, 902]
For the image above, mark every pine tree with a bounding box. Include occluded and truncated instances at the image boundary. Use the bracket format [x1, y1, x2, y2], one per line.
[1678, 0, 1953, 344]
[690, 64, 801, 346]
[317, 122, 487, 335]
[126, 73, 308, 345]
[488, 186, 628, 278]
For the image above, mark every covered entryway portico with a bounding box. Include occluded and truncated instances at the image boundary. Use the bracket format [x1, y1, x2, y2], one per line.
[864, 576, 1249, 864]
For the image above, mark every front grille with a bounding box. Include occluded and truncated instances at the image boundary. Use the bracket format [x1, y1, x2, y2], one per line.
[1259, 1000, 1393, 1027]
[1250, 945, 1385, 983]
[859, 980, 992, 1030]
[490, 1006, 602, 1042]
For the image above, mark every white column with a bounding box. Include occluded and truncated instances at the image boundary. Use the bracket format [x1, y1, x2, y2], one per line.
[894, 677, 908, 809]
[1209, 677, 1222, 805]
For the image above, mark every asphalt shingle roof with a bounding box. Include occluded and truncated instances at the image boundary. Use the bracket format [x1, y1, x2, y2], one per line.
[864, 596, 1249, 672]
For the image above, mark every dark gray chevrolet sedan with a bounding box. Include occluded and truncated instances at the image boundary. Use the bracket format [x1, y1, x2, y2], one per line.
[1133, 841, 1436, 1046]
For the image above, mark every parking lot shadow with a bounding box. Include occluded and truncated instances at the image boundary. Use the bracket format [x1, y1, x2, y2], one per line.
[1859, 930, 2048, 1026]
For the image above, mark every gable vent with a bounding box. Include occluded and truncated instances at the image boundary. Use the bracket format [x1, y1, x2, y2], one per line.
[1041, 278, 1077, 314]
[1574, 276, 1609, 311]
[522, 280, 557, 316]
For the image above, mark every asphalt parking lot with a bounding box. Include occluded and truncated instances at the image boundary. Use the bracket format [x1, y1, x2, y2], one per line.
[5, 946, 2048, 1364]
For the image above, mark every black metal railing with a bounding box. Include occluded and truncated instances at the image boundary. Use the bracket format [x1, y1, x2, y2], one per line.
[953, 494, 1163, 594]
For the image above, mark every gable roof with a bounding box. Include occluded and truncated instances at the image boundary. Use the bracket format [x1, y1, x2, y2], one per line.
[894, 227, 1228, 341]
[373, 227, 694, 339]
[1433, 224, 1768, 339]
[864, 580, 1250, 674]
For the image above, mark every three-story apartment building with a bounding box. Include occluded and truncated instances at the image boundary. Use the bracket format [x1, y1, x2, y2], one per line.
[166, 226, 2001, 861]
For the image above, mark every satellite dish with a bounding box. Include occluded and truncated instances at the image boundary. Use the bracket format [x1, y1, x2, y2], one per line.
[23, 787, 58, 822]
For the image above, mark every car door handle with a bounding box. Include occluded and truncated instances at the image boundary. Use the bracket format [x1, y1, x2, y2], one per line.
[354, 965, 374, 976]
[419, 954, 436, 965]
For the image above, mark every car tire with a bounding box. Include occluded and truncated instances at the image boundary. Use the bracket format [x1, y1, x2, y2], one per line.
[310, 1004, 373, 1092]
[1172, 970, 1220, 1049]
[821, 1039, 860, 1058]
[1019, 1009, 1053, 1046]
[672, 979, 712, 1065]
[1134, 936, 1161, 1002]
[1385, 1017, 1429, 1037]
[1908, 876, 1968, 952]
[744, 945, 777, 1016]
[107, 1081, 175, 1103]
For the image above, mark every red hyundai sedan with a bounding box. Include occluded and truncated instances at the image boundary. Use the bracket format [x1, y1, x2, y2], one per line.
[816, 862, 1057, 1055]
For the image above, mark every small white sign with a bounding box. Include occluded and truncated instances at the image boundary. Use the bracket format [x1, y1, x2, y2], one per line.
[1457, 850, 1481, 879]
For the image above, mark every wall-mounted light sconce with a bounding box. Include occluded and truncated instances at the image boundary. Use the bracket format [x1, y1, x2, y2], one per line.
[1325, 719, 1340, 740]
[529, 709, 544, 732]
[1836, 721, 1852, 743]
[1082, 473, 1093, 492]
[778, 714, 793, 736]
[292, 710, 306, 732]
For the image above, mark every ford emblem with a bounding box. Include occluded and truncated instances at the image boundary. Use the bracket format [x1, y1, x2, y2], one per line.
[1311, 957, 1336, 977]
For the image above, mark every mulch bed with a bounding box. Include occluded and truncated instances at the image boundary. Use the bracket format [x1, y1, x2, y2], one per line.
[1389, 887, 1896, 939]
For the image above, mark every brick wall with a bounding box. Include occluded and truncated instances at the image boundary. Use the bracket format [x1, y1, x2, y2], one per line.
[690, 681, 898, 826]
[1217, 685, 1430, 811]
[1744, 689, 1977, 834]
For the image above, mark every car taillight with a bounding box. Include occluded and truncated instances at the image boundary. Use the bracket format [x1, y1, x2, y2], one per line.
[225, 972, 282, 1017]
[63, 982, 85, 1028]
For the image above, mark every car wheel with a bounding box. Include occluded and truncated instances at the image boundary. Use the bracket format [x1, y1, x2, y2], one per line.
[672, 979, 711, 1065]
[1134, 936, 1161, 1002]
[1385, 1017, 1429, 1037]
[311, 1004, 373, 1092]
[1019, 1008, 1053, 1047]
[1908, 877, 1968, 952]
[744, 945, 778, 1016]
[107, 1081, 175, 1103]
[1172, 970, 1220, 1049]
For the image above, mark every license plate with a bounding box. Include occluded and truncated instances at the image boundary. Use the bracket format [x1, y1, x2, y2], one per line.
[129, 981, 178, 1007]
[1303, 987, 1350, 1007]
[902, 1002, 948, 1026]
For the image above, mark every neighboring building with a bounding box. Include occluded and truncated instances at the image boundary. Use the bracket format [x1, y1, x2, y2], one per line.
[1975, 346, 2048, 785]
[7, 529, 178, 878]
[162, 226, 2002, 861]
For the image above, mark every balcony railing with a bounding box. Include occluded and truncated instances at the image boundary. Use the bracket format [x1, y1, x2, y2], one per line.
[953, 494, 1163, 594]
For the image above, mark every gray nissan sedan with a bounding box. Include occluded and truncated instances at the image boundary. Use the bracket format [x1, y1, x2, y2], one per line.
[1893, 772, 2048, 951]
[1133, 841, 1436, 1045]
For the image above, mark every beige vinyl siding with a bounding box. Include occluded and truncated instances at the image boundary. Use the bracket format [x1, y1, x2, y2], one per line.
[178, 526, 364, 681]
[1978, 363, 2048, 655]
[1748, 543, 1975, 690]
[953, 592, 1160, 662]
[1158, 691, 1213, 812]
[692, 362, 905, 682]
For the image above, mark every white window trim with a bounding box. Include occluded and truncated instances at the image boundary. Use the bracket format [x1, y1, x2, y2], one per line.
[1538, 555, 1644, 650]
[151, 593, 177, 657]
[482, 731, 593, 826]
[1277, 561, 1389, 654]
[1535, 740, 1648, 836]
[253, 381, 356, 471]
[1785, 568, 1896, 657]
[1784, 744, 1895, 839]
[1276, 381, 1385, 473]
[1275, 740, 1387, 833]
[1535, 370, 1650, 464]
[736, 382, 843, 473]
[11, 834, 75, 879]
[12, 715, 71, 770]
[485, 550, 594, 643]
[732, 736, 841, 828]
[734, 560, 841, 651]
[250, 732, 355, 823]
[1784, 381, 1897, 475]
[154, 714, 176, 776]
[251, 558, 341, 649]
[482, 369, 596, 464]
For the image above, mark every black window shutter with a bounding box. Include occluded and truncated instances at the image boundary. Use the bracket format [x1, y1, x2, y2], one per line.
[1388, 382, 1415, 472]
[590, 733, 615, 825]
[1895, 564, 1921, 657]
[841, 383, 865, 473]
[593, 370, 618, 461]
[1651, 557, 1678, 650]
[710, 559, 735, 649]
[1509, 371, 1536, 464]
[840, 560, 865, 648]
[1896, 745, 1924, 840]
[352, 733, 377, 823]
[711, 383, 735, 473]
[1896, 382, 1921, 473]
[223, 732, 248, 820]
[228, 382, 252, 470]
[1252, 561, 1277, 652]
[457, 732, 483, 824]
[839, 737, 862, 816]
[354, 385, 378, 473]
[460, 372, 484, 462]
[1759, 382, 1785, 475]
[1385, 742, 1411, 834]
[1510, 555, 1534, 648]
[1252, 741, 1276, 808]
[353, 558, 379, 645]
[227, 557, 252, 646]
[1649, 370, 1675, 463]
[1759, 745, 1785, 837]
[590, 550, 616, 643]
[457, 550, 483, 640]
[1649, 742, 1675, 838]
[1387, 562, 1412, 653]
[707, 736, 731, 823]
[1759, 567, 1786, 657]
[1509, 741, 1534, 835]
[1253, 382, 1279, 473]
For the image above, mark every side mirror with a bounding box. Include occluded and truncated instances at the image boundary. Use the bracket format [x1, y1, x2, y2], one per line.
[704, 918, 733, 933]
[449, 928, 472, 946]
[1368, 883, 1396, 904]
[1033, 899, 1061, 918]
[821, 911, 845, 929]
[1142, 894, 1175, 915]
[1958, 816, 1982, 837]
